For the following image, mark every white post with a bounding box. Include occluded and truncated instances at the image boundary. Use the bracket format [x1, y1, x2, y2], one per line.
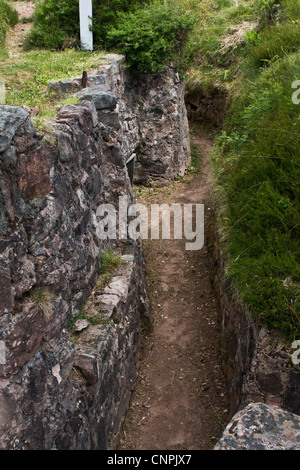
[0, 81, 5, 105]
[79, 0, 93, 51]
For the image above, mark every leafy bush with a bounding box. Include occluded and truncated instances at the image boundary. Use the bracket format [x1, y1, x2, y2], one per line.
[244, 0, 300, 71]
[25, 0, 194, 73]
[92, 0, 149, 47]
[25, 0, 146, 50]
[245, 22, 300, 70]
[0, 0, 18, 52]
[106, 1, 195, 73]
[24, 0, 80, 50]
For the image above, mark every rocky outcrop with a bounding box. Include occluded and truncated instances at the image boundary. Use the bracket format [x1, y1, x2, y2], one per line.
[132, 72, 190, 184]
[214, 402, 300, 450]
[51, 54, 191, 185]
[0, 54, 190, 449]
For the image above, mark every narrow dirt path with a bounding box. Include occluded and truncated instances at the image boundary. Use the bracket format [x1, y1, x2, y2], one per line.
[118, 126, 229, 450]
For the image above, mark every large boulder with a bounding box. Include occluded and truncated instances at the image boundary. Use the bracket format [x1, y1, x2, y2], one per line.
[214, 402, 300, 450]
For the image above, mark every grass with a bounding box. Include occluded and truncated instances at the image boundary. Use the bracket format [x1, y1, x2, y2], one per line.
[0, 2, 108, 118]
[212, 0, 300, 340]
[73, 312, 110, 327]
[28, 287, 55, 319]
[99, 249, 123, 275]
[181, 0, 264, 94]
[0, 47, 107, 121]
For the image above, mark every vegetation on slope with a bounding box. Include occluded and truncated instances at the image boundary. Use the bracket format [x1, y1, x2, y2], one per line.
[0, 0, 18, 58]
[106, 1, 195, 73]
[212, 0, 300, 339]
[25, 0, 194, 74]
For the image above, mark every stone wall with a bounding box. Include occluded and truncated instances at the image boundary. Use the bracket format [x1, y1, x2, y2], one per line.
[50, 54, 191, 185]
[0, 55, 189, 449]
[208, 214, 300, 448]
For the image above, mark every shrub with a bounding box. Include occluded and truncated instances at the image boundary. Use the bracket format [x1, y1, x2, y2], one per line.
[24, 0, 80, 50]
[99, 249, 122, 274]
[25, 0, 194, 73]
[244, 0, 300, 71]
[24, 0, 147, 50]
[106, 1, 195, 73]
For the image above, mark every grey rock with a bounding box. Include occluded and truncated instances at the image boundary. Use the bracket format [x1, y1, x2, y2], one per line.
[0, 271, 13, 315]
[214, 402, 300, 450]
[0, 105, 29, 153]
[49, 79, 81, 95]
[100, 53, 125, 63]
[54, 130, 75, 162]
[104, 277, 129, 298]
[87, 74, 106, 86]
[77, 85, 117, 110]
[98, 110, 121, 130]
[74, 319, 90, 332]
[2, 145, 17, 167]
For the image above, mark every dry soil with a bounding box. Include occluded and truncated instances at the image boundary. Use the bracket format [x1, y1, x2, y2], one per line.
[117, 126, 230, 450]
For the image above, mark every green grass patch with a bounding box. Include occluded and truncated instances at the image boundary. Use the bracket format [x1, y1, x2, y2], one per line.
[0, 0, 18, 58]
[187, 141, 203, 174]
[99, 249, 123, 274]
[212, 8, 300, 340]
[183, 0, 264, 94]
[0, 48, 106, 119]
[73, 312, 110, 327]
[244, 0, 300, 73]
[24, 0, 148, 50]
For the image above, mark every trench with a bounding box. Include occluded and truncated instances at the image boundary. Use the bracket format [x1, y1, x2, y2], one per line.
[117, 124, 230, 450]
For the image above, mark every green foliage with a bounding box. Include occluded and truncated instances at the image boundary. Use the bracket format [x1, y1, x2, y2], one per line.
[213, 45, 300, 339]
[0, 0, 18, 55]
[188, 141, 203, 174]
[25, 0, 194, 74]
[24, 0, 146, 50]
[106, 1, 195, 73]
[92, 0, 149, 47]
[244, 0, 300, 71]
[0, 0, 18, 26]
[24, 0, 80, 50]
[245, 22, 300, 71]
